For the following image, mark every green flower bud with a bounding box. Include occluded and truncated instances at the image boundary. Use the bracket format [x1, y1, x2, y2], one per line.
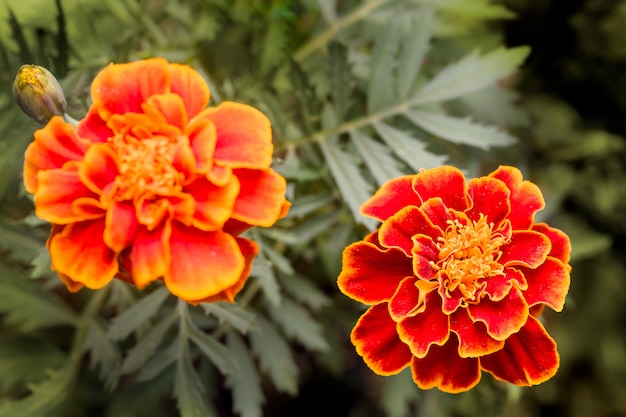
[13, 64, 67, 124]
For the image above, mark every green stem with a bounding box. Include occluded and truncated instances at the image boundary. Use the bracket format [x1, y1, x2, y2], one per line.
[293, 0, 393, 61]
[68, 287, 110, 364]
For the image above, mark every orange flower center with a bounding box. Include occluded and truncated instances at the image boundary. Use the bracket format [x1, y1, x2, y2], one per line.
[432, 215, 507, 304]
[112, 134, 183, 201]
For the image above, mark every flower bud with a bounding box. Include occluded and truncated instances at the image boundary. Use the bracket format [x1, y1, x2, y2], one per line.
[13, 64, 67, 124]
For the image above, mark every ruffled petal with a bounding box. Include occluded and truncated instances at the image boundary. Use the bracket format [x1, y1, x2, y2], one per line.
[195, 237, 258, 304]
[412, 166, 469, 212]
[230, 168, 287, 227]
[411, 235, 438, 280]
[483, 268, 527, 301]
[410, 334, 481, 393]
[90, 58, 170, 119]
[104, 201, 139, 252]
[79, 143, 119, 195]
[351, 303, 412, 375]
[199, 102, 273, 169]
[76, 108, 113, 143]
[468, 285, 528, 340]
[168, 62, 211, 118]
[533, 223, 571, 265]
[419, 197, 451, 230]
[360, 175, 421, 222]
[144, 94, 188, 129]
[499, 230, 551, 268]
[184, 176, 239, 231]
[165, 224, 245, 301]
[35, 164, 102, 223]
[520, 257, 570, 312]
[488, 166, 545, 230]
[466, 176, 511, 225]
[130, 221, 172, 289]
[480, 315, 559, 386]
[48, 220, 118, 289]
[450, 308, 504, 357]
[338, 241, 413, 304]
[185, 118, 216, 174]
[379, 206, 441, 256]
[388, 277, 420, 321]
[397, 292, 450, 358]
[24, 117, 89, 193]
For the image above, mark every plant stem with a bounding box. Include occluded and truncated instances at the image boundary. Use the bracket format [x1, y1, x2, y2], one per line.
[293, 0, 393, 62]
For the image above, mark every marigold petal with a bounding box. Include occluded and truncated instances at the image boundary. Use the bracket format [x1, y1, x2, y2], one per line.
[450, 309, 504, 357]
[480, 315, 559, 386]
[48, 220, 118, 289]
[185, 176, 239, 231]
[130, 221, 171, 289]
[388, 277, 421, 321]
[533, 223, 572, 265]
[413, 166, 469, 212]
[500, 230, 551, 268]
[419, 197, 451, 230]
[199, 102, 273, 169]
[79, 143, 119, 195]
[466, 176, 510, 225]
[410, 334, 481, 393]
[411, 235, 438, 280]
[76, 108, 112, 143]
[397, 293, 450, 358]
[35, 164, 102, 223]
[91, 58, 170, 119]
[145, 93, 188, 129]
[360, 175, 420, 222]
[137, 197, 173, 231]
[230, 168, 287, 227]
[379, 206, 441, 256]
[488, 166, 545, 230]
[193, 237, 258, 304]
[350, 303, 412, 375]
[169, 62, 211, 118]
[24, 117, 89, 193]
[165, 224, 245, 301]
[520, 257, 570, 312]
[338, 241, 414, 304]
[468, 285, 529, 340]
[104, 201, 138, 252]
[483, 268, 527, 301]
[185, 118, 216, 174]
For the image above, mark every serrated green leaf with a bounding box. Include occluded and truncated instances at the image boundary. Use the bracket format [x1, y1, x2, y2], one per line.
[108, 286, 170, 340]
[329, 42, 352, 119]
[351, 129, 406, 185]
[373, 121, 446, 172]
[277, 272, 330, 310]
[250, 254, 281, 306]
[260, 15, 287, 74]
[249, 316, 298, 395]
[136, 337, 181, 382]
[186, 316, 238, 376]
[7, 6, 33, 64]
[285, 191, 335, 219]
[201, 302, 259, 334]
[0, 338, 65, 392]
[263, 243, 294, 275]
[121, 314, 178, 375]
[405, 110, 517, 149]
[0, 361, 77, 417]
[380, 369, 419, 417]
[319, 104, 377, 229]
[396, 7, 432, 100]
[413, 46, 530, 105]
[266, 298, 329, 352]
[0, 265, 77, 331]
[83, 321, 121, 390]
[174, 344, 215, 417]
[367, 18, 401, 113]
[225, 332, 264, 417]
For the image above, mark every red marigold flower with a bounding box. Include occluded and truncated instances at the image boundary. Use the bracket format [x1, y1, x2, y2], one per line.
[24, 58, 290, 304]
[337, 166, 571, 393]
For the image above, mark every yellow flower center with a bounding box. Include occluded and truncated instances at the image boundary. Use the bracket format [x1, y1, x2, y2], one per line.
[432, 215, 507, 304]
[112, 134, 183, 201]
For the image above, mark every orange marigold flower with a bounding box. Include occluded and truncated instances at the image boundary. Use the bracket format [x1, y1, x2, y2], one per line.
[24, 58, 289, 304]
[337, 166, 571, 393]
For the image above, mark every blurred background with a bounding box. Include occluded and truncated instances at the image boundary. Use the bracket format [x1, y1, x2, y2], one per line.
[0, 1, 625, 416]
